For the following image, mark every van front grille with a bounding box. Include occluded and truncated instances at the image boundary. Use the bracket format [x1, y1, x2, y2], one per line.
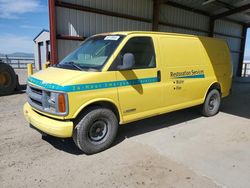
[30, 86, 42, 95]
[26, 85, 45, 111]
[30, 98, 42, 106]
[26, 84, 68, 116]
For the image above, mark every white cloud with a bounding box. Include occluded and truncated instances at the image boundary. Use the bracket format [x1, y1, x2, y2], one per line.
[0, 0, 41, 19]
[20, 25, 40, 29]
[0, 34, 34, 54]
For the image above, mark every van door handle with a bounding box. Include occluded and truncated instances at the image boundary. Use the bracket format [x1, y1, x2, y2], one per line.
[157, 70, 161, 82]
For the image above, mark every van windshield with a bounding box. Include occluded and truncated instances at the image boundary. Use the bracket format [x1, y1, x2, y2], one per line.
[57, 35, 124, 71]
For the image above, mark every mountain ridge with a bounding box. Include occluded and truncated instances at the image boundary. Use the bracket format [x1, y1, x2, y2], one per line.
[0, 52, 34, 58]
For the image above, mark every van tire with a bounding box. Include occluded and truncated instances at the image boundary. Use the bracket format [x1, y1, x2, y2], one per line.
[73, 107, 118, 154]
[0, 63, 17, 95]
[202, 89, 221, 117]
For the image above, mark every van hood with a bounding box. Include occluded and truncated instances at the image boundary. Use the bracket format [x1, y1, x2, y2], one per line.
[28, 67, 93, 88]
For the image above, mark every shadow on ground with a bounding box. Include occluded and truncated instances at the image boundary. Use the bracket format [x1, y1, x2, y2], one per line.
[221, 82, 250, 119]
[42, 136, 84, 155]
[43, 106, 202, 155]
[18, 84, 27, 91]
[0, 84, 26, 97]
[41, 83, 250, 155]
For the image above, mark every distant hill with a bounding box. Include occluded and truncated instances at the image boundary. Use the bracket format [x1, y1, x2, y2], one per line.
[0, 52, 34, 58]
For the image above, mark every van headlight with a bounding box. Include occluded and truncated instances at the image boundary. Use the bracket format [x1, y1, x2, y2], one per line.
[45, 92, 68, 114]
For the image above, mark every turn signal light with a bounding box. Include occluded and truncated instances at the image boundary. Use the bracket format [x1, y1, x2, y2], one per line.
[58, 94, 66, 113]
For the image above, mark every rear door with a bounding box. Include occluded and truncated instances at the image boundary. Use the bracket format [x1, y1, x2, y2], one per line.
[113, 36, 163, 122]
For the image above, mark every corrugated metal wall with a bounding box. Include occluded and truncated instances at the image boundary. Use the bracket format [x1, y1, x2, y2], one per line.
[56, 0, 153, 61]
[159, 4, 209, 36]
[157, 4, 243, 76]
[214, 20, 243, 76]
[54, 0, 243, 76]
[57, 40, 82, 63]
[64, 0, 153, 19]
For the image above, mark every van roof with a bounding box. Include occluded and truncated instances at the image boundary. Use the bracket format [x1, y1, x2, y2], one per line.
[95, 31, 199, 38]
[93, 31, 226, 44]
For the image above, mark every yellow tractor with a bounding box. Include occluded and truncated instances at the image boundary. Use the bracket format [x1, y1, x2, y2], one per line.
[0, 59, 19, 96]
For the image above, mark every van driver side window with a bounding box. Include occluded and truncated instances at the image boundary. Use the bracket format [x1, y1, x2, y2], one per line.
[112, 37, 156, 70]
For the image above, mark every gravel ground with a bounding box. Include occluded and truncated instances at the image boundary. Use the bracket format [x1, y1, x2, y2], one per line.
[0, 69, 249, 188]
[0, 93, 219, 188]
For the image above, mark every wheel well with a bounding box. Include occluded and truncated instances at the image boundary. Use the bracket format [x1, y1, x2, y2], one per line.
[74, 101, 120, 124]
[208, 83, 221, 94]
[202, 83, 221, 103]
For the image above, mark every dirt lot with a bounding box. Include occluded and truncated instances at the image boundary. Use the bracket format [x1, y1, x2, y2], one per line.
[0, 69, 250, 188]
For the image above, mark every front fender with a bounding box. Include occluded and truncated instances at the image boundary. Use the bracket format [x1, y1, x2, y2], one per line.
[72, 98, 123, 124]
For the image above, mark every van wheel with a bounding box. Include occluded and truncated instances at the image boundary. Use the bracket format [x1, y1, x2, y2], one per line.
[73, 108, 118, 154]
[202, 89, 221, 117]
[0, 63, 17, 95]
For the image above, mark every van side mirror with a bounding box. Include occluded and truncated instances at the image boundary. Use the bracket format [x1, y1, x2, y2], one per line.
[117, 53, 135, 70]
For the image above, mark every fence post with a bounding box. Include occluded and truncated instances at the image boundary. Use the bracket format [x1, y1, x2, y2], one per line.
[243, 64, 247, 77]
[247, 64, 249, 77]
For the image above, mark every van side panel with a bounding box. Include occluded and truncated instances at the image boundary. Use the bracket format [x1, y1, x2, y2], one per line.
[159, 36, 215, 109]
[198, 37, 232, 97]
[68, 34, 232, 124]
[66, 34, 231, 125]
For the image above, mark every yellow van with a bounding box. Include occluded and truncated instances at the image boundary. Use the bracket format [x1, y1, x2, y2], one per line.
[23, 31, 232, 154]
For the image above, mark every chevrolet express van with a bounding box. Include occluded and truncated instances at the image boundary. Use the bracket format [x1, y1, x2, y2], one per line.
[23, 31, 232, 154]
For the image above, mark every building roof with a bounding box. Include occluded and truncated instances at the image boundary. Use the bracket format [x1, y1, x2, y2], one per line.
[33, 29, 49, 42]
[166, 0, 250, 25]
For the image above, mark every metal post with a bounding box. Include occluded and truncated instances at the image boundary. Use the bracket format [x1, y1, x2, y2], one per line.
[209, 18, 215, 37]
[49, 0, 58, 65]
[27, 64, 33, 76]
[243, 64, 247, 77]
[236, 25, 247, 77]
[152, 0, 160, 31]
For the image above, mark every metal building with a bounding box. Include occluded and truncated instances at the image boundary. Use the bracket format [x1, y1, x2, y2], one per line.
[33, 29, 50, 70]
[48, 0, 250, 77]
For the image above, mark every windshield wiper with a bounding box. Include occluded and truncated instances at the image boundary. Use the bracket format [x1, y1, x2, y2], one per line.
[80, 66, 99, 71]
[64, 62, 83, 71]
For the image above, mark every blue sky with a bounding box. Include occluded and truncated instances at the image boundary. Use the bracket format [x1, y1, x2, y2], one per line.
[0, 0, 48, 54]
[245, 29, 250, 60]
[0, 0, 249, 60]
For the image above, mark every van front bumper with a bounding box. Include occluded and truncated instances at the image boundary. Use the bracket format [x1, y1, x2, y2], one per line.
[23, 102, 73, 138]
